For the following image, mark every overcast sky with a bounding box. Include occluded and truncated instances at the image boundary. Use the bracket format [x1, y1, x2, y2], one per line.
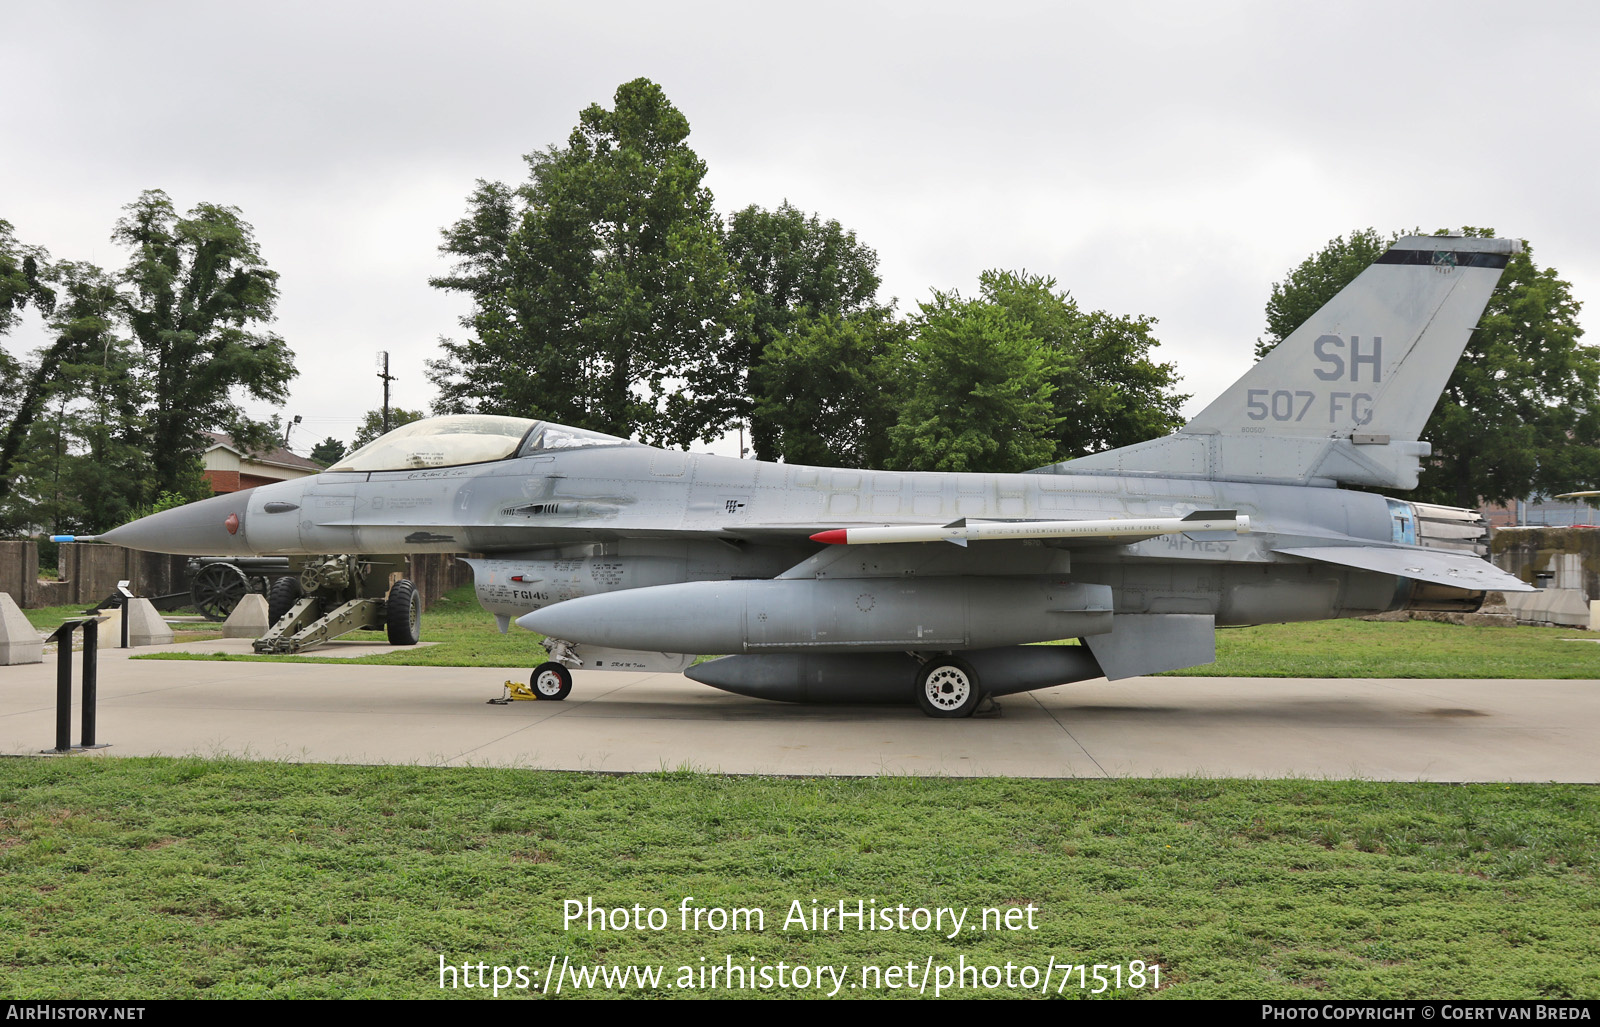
[4, 0, 1596, 457]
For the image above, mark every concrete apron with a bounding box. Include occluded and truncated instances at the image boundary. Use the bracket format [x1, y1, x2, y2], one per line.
[0, 639, 1595, 781]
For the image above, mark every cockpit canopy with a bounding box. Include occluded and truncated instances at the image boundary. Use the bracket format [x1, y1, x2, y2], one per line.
[329, 415, 632, 472]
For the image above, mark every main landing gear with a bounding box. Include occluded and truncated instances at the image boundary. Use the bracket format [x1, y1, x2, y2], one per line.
[915, 657, 986, 718]
[503, 640, 999, 716]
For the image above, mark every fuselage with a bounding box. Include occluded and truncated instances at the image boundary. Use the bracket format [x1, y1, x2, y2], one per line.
[101, 424, 1446, 631]
[85, 234, 1528, 710]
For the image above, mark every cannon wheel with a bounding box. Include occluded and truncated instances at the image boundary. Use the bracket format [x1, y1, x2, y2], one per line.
[191, 562, 251, 621]
[267, 576, 303, 626]
[385, 579, 422, 646]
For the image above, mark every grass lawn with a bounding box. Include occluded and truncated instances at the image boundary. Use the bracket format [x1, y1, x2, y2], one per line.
[1, 758, 1596, 1000]
[22, 601, 222, 646]
[129, 585, 1600, 679]
[1186, 619, 1600, 679]
[130, 586, 542, 667]
[13, 596, 1600, 1001]
[21, 601, 120, 635]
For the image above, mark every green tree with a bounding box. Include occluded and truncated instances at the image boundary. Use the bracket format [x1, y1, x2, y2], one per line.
[1260, 229, 1600, 506]
[0, 261, 138, 522]
[1, 391, 152, 536]
[1258, 229, 1390, 358]
[0, 219, 55, 336]
[114, 190, 296, 498]
[308, 436, 347, 467]
[887, 290, 1062, 473]
[0, 220, 60, 519]
[725, 202, 883, 459]
[429, 79, 738, 448]
[425, 182, 528, 416]
[43, 262, 150, 530]
[350, 408, 426, 450]
[979, 270, 1186, 459]
[752, 311, 908, 468]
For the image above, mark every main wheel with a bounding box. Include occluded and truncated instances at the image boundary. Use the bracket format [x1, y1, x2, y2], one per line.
[916, 658, 982, 718]
[385, 579, 422, 646]
[191, 563, 250, 621]
[267, 576, 302, 626]
[530, 662, 572, 701]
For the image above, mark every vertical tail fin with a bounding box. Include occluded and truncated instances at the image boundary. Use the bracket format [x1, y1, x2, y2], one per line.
[1036, 235, 1521, 488]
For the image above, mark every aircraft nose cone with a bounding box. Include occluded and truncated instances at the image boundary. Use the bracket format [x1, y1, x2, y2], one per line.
[100, 492, 253, 556]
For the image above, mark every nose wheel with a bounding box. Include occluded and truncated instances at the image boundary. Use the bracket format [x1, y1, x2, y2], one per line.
[530, 661, 573, 701]
[916, 658, 982, 718]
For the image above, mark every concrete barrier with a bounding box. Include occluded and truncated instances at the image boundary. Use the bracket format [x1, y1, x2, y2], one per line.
[124, 598, 174, 647]
[222, 594, 270, 639]
[1504, 588, 1591, 628]
[0, 592, 44, 665]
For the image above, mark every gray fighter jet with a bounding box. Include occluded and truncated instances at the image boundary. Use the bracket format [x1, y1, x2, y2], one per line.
[92, 234, 1534, 716]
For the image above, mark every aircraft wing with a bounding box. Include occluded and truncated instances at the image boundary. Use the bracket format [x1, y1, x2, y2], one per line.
[1275, 546, 1535, 592]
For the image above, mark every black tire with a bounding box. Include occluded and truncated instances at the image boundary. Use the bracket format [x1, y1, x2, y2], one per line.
[267, 576, 302, 626]
[191, 563, 250, 621]
[915, 657, 982, 718]
[385, 579, 422, 646]
[530, 662, 572, 701]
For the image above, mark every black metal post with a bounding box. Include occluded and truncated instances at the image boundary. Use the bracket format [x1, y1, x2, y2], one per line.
[118, 582, 133, 649]
[54, 623, 75, 753]
[43, 616, 109, 754]
[81, 620, 98, 747]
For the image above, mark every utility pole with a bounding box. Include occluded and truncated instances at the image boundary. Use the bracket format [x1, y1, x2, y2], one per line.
[52, 397, 65, 536]
[376, 351, 397, 433]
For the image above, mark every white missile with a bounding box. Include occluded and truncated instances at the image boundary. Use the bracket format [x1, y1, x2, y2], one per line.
[809, 510, 1250, 547]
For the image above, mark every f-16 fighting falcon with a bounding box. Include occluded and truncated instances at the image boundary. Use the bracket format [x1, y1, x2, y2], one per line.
[86, 235, 1534, 716]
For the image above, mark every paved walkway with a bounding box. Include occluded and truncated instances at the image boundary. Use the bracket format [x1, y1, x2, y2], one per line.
[1, 640, 1594, 780]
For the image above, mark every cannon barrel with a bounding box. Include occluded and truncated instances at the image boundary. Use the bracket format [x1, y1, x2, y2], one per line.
[187, 556, 292, 573]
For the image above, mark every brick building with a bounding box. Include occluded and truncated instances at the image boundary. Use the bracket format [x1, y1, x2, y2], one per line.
[201, 433, 323, 494]
[1479, 496, 1600, 530]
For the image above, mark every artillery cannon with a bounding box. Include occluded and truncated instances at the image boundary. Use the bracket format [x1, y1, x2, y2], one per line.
[186, 556, 295, 621]
[253, 553, 421, 654]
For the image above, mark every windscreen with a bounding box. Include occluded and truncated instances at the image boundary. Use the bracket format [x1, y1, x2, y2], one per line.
[330, 415, 539, 471]
[517, 423, 632, 455]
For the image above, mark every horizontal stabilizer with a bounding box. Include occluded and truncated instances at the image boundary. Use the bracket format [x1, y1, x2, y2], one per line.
[1276, 546, 1534, 592]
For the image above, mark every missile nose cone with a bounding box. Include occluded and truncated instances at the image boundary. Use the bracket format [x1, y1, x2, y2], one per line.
[100, 492, 252, 555]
